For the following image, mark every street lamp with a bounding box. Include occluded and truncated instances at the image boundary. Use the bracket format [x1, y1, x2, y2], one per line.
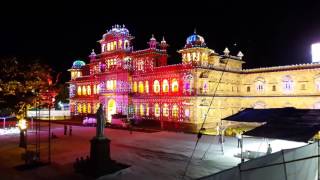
[18, 118, 27, 148]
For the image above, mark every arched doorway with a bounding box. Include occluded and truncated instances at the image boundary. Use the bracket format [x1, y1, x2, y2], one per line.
[107, 99, 116, 122]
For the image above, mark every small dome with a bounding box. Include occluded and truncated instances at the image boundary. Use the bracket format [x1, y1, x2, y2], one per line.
[185, 33, 206, 48]
[72, 60, 86, 69]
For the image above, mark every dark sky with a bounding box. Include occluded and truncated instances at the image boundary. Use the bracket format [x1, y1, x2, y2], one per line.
[1, 1, 320, 82]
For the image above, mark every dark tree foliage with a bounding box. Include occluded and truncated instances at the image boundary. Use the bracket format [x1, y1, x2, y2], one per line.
[0, 57, 54, 116]
[54, 84, 69, 109]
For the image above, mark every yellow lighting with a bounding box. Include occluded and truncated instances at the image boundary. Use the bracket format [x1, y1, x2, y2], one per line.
[18, 118, 27, 130]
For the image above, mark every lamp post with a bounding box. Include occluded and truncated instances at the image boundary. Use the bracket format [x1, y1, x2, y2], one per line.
[48, 102, 51, 164]
[18, 118, 27, 148]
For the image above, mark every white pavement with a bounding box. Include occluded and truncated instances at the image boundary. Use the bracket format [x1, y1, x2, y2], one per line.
[0, 124, 306, 180]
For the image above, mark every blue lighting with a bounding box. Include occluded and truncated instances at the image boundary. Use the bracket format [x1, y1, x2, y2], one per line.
[72, 60, 86, 69]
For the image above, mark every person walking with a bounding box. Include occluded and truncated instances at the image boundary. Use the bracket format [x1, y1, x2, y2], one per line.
[69, 125, 72, 136]
[236, 132, 242, 148]
[64, 124, 67, 135]
[266, 144, 272, 155]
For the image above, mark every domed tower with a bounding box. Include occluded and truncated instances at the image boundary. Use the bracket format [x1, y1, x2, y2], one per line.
[69, 60, 86, 80]
[148, 34, 158, 49]
[99, 24, 134, 53]
[178, 30, 214, 66]
[160, 36, 169, 51]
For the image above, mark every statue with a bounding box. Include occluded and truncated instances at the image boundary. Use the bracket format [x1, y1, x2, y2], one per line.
[96, 103, 105, 138]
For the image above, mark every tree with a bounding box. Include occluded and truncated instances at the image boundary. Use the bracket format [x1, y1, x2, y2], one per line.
[0, 57, 55, 116]
[54, 84, 69, 109]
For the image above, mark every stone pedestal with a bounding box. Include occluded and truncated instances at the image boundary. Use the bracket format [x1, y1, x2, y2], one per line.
[90, 137, 113, 176]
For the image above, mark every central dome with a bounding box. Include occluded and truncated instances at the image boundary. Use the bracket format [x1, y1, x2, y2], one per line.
[106, 24, 129, 36]
[185, 32, 206, 48]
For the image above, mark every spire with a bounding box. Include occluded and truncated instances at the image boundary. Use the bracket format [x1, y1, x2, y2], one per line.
[194, 28, 197, 34]
[148, 34, 157, 49]
[160, 36, 168, 50]
[161, 36, 166, 44]
[92, 49, 96, 54]
[223, 47, 230, 56]
[237, 51, 244, 59]
[150, 34, 156, 40]
[89, 49, 96, 59]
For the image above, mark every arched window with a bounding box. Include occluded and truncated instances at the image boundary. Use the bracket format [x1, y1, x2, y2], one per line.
[82, 86, 87, 95]
[77, 103, 82, 113]
[255, 78, 265, 92]
[124, 40, 129, 49]
[272, 85, 276, 91]
[163, 104, 169, 117]
[145, 81, 149, 93]
[93, 85, 97, 94]
[183, 74, 193, 93]
[102, 44, 106, 53]
[140, 104, 144, 116]
[94, 103, 100, 113]
[77, 86, 82, 96]
[97, 84, 100, 94]
[113, 41, 117, 50]
[138, 81, 144, 93]
[133, 81, 138, 92]
[87, 85, 91, 95]
[83, 103, 87, 113]
[107, 43, 110, 51]
[172, 104, 179, 118]
[118, 40, 122, 49]
[185, 109, 190, 118]
[247, 86, 250, 92]
[154, 103, 160, 117]
[163, 79, 169, 93]
[203, 81, 208, 93]
[171, 79, 179, 92]
[87, 103, 91, 113]
[153, 80, 160, 93]
[282, 75, 294, 93]
[146, 104, 149, 116]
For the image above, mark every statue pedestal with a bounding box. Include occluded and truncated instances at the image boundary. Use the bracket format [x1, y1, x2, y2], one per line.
[90, 136, 113, 176]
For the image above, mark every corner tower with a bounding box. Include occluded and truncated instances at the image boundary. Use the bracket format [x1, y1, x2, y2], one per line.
[178, 30, 214, 66]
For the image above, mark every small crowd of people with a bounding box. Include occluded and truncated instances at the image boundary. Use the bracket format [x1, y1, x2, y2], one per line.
[216, 123, 272, 155]
[64, 125, 72, 136]
[74, 156, 90, 173]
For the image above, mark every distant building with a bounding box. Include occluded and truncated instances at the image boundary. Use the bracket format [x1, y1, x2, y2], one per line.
[68, 25, 320, 131]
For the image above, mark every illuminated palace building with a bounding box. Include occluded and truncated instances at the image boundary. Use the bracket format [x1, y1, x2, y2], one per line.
[69, 25, 320, 131]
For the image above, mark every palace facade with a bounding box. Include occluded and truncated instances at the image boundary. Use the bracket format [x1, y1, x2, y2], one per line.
[68, 25, 320, 131]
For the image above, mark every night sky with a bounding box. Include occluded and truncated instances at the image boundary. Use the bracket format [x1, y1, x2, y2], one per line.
[1, 1, 320, 82]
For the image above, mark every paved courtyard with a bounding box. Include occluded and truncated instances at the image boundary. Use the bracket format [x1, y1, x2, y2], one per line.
[0, 123, 305, 180]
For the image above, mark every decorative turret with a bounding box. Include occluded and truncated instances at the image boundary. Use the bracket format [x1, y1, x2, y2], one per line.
[148, 34, 158, 49]
[160, 36, 169, 51]
[69, 60, 86, 80]
[237, 51, 244, 59]
[223, 47, 230, 56]
[99, 24, 134, 53]
[184, 30, 206, 48]
[89, 49, 96, 61]
[178, 30, 213, 66]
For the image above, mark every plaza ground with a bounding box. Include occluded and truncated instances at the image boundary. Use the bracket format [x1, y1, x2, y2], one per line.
[0, 123, 305, 180]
